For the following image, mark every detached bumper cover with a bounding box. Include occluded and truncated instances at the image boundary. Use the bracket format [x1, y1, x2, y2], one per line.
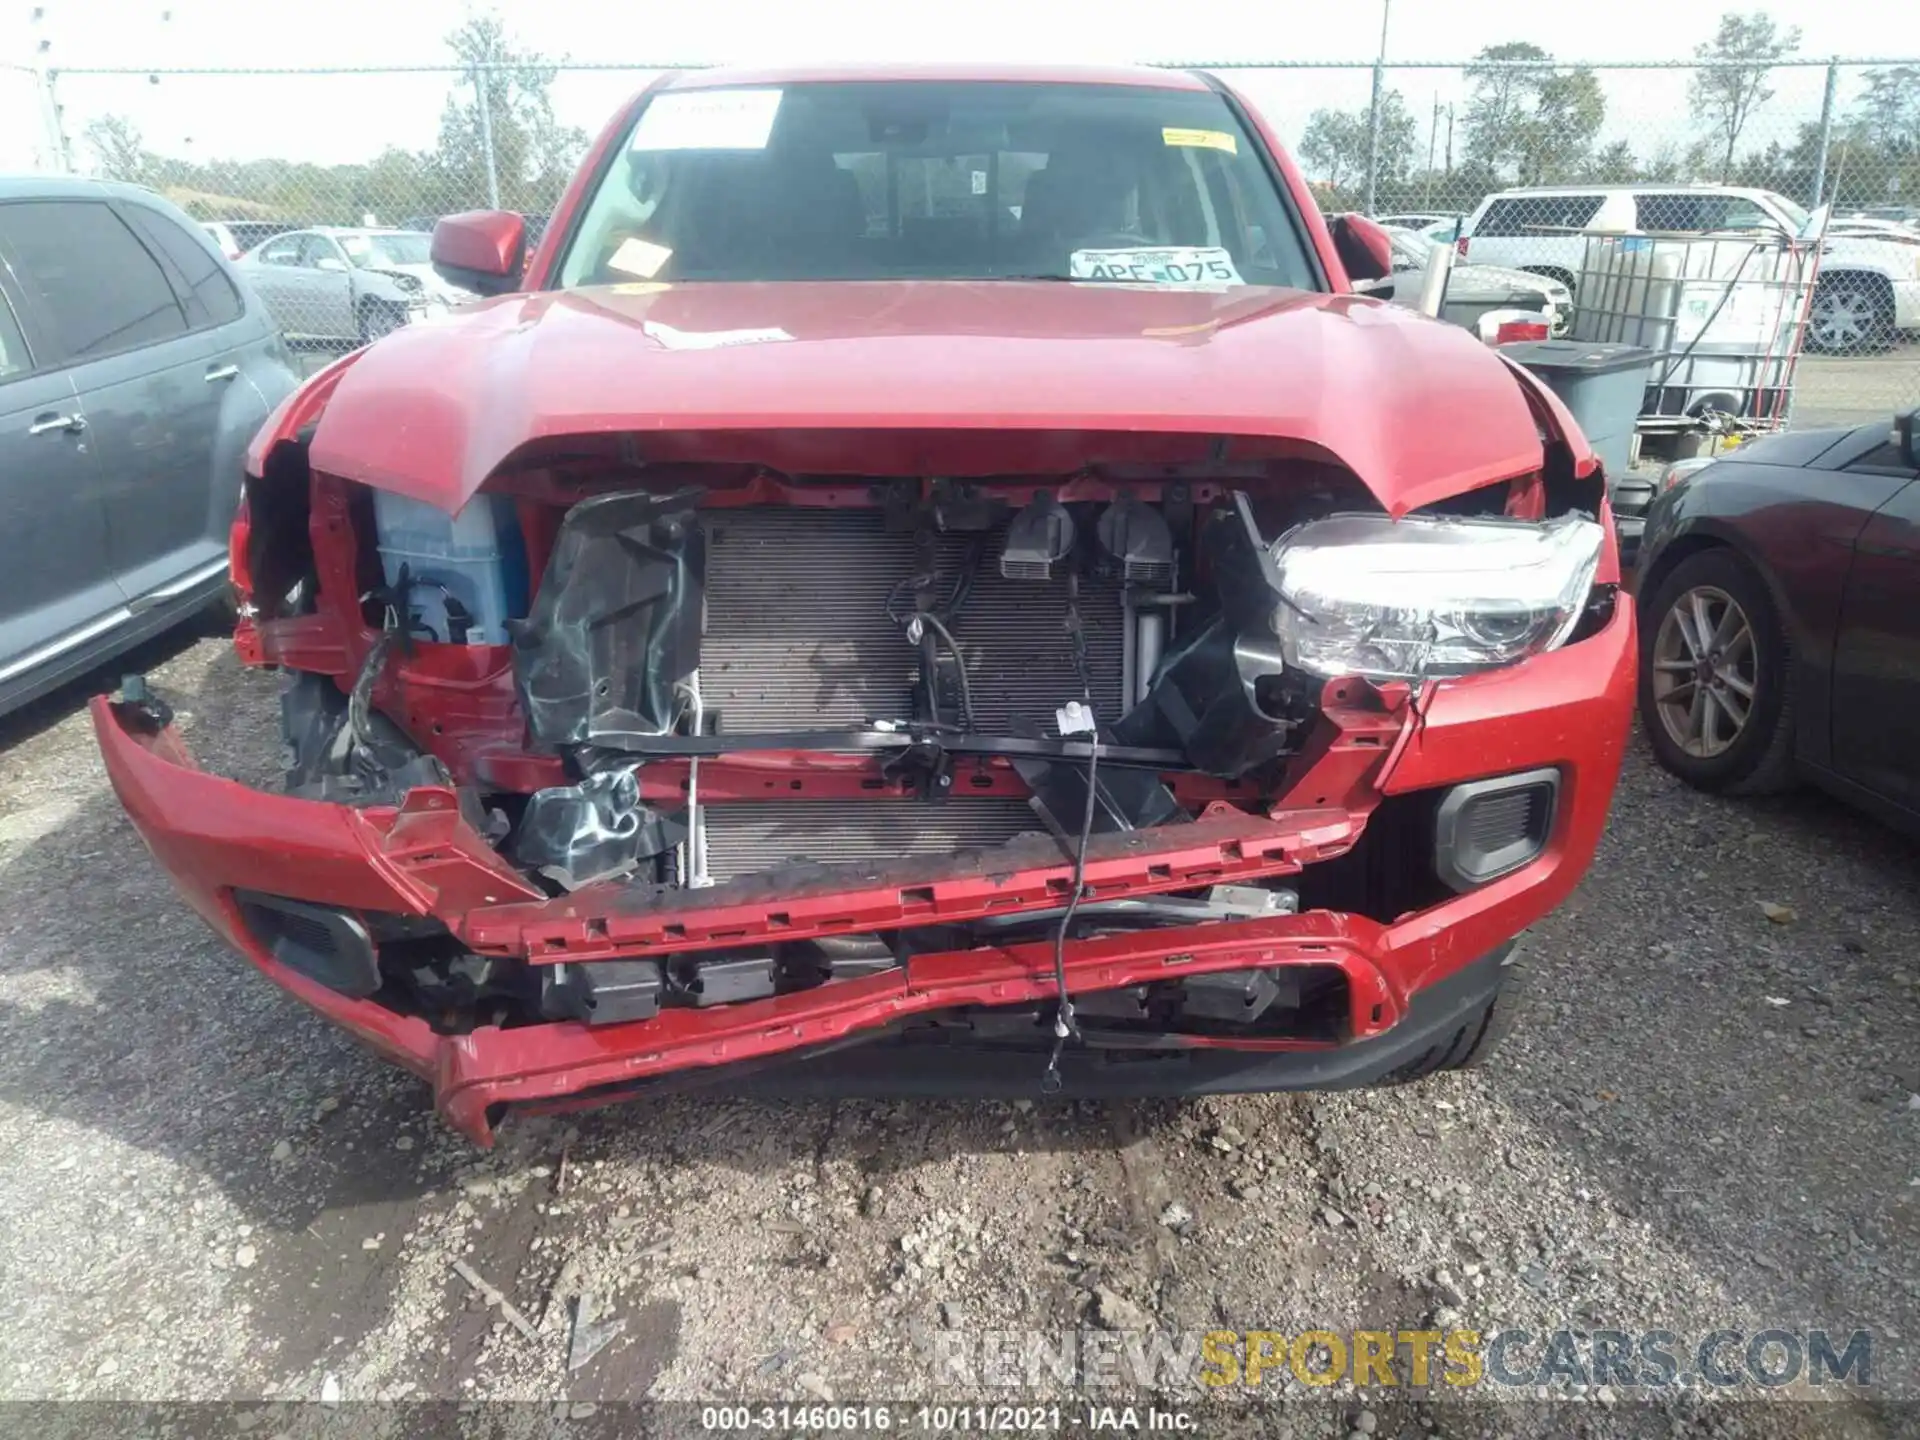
[92, 604, 1630, 1144]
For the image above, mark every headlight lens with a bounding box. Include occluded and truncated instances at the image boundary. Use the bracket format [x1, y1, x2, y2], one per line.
[1269, 512, 1604, 679]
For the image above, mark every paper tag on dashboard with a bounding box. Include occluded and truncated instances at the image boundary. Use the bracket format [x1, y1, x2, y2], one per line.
[1069, 246, 1242, 286]
[631, 88, 783, 151]
[608, 237, 674, 278]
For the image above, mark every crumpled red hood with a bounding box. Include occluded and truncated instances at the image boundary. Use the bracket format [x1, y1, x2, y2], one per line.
[304, 280, 1553, 516]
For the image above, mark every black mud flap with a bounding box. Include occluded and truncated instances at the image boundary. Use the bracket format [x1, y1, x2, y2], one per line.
[510, 488, 705, 747]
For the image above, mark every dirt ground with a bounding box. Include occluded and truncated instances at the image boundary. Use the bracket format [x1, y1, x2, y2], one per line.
[0, 631, 1914, 1438]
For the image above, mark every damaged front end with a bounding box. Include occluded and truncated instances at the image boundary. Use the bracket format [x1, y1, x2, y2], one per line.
[98, 412, 1629, 1142]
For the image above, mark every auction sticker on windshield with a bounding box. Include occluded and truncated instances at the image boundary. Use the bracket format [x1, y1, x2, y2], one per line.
[1070, 247, 1243, 285]
[632, 89, 783, 151]
[1163, 126, 1237, 154]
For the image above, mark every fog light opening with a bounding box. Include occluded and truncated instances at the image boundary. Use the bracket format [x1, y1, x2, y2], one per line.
[1433, 769, 1560, 891]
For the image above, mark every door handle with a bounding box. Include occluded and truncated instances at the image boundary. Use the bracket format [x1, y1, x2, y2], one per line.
[204, 363, 240, 383]
[28, 412, 86, 436]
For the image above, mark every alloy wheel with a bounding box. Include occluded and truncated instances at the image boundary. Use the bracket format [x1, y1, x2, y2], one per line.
[1810, 287, 1875, 352]
[1650, 584, 1757, 758]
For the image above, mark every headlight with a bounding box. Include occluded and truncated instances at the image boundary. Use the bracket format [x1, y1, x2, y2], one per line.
[1269, 513, 1604, 679]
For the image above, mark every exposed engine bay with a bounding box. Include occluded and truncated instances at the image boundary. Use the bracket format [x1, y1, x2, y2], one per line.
[499, 482, 1307, 896]
[240, 442, 1604, 1058]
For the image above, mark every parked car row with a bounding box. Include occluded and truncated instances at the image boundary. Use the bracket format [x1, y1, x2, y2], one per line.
[236, 226, 476, 345]
[1377, 184, 1920, 354]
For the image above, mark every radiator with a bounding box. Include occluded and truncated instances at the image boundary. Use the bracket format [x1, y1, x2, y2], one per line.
[699, 508, 1126, 736]
[701, 798, 1044, 885]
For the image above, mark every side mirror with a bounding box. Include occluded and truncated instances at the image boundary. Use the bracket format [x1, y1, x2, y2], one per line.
[1898, 409, 1918, 470]
[313, 256, 347, 273]
[432, 210, 527, 297]
[1329, 213, 1394, 285]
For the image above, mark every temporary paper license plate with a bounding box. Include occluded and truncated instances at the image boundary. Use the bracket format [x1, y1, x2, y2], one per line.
[1068, 246, 1243, 285]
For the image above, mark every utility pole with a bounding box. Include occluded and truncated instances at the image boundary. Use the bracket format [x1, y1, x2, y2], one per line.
[1424, 92, 1439, 206]
[473, 44, 502, 210]
[1809, 58, 1839, 209]
[25, 5, 72, 172]
[1363, 0, 1392, 214]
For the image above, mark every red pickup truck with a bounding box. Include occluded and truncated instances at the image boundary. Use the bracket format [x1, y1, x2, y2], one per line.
[93, 63, 1632, 1144]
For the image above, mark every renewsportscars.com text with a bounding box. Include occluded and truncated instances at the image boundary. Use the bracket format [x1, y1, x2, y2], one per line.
[926, 1327, 1875, 1391]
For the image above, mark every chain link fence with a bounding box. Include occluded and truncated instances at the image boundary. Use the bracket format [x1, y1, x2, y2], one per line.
[25, 56, 1920, 430]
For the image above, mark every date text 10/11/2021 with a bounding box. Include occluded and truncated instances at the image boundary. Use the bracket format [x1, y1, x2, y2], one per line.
[699, 1404, 1198, 1432]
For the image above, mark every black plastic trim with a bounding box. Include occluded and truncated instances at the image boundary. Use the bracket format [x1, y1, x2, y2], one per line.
[235, 891, 379, 998]
[1433, 768, 1560, 892]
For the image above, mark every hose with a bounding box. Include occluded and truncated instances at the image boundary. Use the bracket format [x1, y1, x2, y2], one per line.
[675, 674, 711, 887]
[916, 612, 978, 734]
[1043, 608, 1098, 1093]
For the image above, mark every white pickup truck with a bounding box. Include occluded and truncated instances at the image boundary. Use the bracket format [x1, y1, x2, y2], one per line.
[1455, 184, 1920, 353]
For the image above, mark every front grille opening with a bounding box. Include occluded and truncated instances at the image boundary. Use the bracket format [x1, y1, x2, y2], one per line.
[1293, 788, 1452, 922]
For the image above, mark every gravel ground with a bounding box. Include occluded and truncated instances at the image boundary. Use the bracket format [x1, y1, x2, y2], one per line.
[0, 632, 1914, 1438]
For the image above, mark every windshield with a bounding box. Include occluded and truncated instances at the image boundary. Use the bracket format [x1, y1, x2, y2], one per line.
[555, 81, 1318, 289]
[1764, 193, 1810, 230]
[1384, 227, 1434, 267]
[341, 232, 432, 268]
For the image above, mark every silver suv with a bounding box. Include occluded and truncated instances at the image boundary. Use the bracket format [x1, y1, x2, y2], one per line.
[0, 176, 300, 716]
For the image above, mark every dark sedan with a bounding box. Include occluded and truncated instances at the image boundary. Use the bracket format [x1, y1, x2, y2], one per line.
[1635, 410, 1920, 832]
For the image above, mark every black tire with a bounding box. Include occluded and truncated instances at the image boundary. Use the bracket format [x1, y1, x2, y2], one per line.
[1386, 961, 1527, 1081]
[1806, 276, 1895, 354]
[1637, 547, 1796, 795]
[358, 299, 407, 344]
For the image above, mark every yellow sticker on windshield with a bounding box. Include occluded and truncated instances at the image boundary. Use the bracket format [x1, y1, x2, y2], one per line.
[1163, 127, 1237, 155]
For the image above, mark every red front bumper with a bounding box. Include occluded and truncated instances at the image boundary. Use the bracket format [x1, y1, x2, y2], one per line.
[92, 603, 1632, 1144]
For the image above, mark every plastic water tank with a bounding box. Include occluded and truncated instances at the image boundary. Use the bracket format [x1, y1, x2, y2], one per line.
[372, 490, 528, 645]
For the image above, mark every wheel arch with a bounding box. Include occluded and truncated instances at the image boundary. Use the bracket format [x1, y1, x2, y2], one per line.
[1814, 267, 1896, 296]
[1521, 264, 1577, 292]
[1638, 522, 1821, 767]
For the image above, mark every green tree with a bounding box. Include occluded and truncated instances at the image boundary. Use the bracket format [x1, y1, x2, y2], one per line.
[1583, 139, 1640, 183]
[1855, 66, 1920, 158]
[84, 114, 153, 184]
[435, 12, 589, 214]
[1689, 12, 1801, 179]
[1520, 68, 1606, 184]
[1298, 89, 1417, 202]
[1461, 44, 1606, 184]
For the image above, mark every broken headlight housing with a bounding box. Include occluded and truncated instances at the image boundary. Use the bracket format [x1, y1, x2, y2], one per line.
[1269, 512, 1604, 680]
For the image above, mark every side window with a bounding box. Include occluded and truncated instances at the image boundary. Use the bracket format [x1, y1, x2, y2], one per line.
[1637, 194, 1710, 232]
[300, 235, 343, 269]
[1716, 198, 1774, 232]
[1846, 441, 1919, 475]
[0, 200, 187, 360]
[0, 289, 30, 381]
[1477, 194, 1603, 236]
[123, 204, 245, 327]
[257, 235, 302, 266]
